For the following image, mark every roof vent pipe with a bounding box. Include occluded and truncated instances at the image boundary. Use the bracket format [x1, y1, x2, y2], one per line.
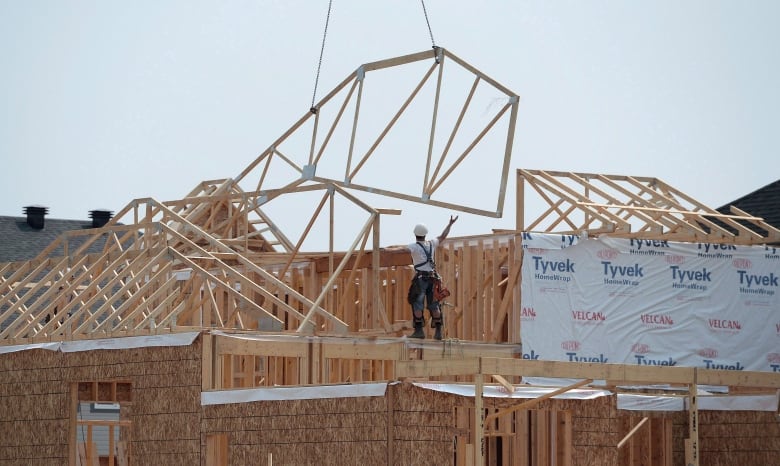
[89, 209, 113, 228]
[23, 205, 49, 230]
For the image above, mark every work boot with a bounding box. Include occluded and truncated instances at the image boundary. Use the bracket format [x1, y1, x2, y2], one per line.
[434, 325, 442, 341]
[410, 327, 425, 339]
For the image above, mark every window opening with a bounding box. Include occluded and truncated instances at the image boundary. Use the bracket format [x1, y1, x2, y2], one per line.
[72, 381, 132, 466]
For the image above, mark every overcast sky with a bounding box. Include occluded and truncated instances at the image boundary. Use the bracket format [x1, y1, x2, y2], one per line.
[1, 1, 778, 250]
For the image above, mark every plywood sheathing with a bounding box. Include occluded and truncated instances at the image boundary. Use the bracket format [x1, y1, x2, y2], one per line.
[698, 410, 780, 465]
[0, 336, 203, 466]
[200, 382, 780, 466]
[202, 382, 456, 466]
[1, 336, 779, 465]
[0, 348, 68, 463]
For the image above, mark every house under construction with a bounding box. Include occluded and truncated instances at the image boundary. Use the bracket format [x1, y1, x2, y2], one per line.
[1, 48, 779, 466]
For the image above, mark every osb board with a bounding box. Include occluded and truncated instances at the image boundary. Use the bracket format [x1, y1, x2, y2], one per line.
[65, 339, 203, 466]
[0, 446, 64, 466]
[203, 396, 388, 465]
[698, 410, 780, 466]
[201, 383, 456, 466]
[0, 335, 203, 466]
[0, 349, 70, 464]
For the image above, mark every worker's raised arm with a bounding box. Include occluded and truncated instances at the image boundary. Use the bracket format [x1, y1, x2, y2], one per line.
[437, 215, 458, 242]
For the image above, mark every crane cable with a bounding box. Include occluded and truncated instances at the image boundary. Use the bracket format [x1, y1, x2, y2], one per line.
[310, 0, 439, 113]
[310, 0, 333, 113]
[420, 0, 436, 49]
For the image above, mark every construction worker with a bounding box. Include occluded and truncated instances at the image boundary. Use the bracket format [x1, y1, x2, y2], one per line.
[404, 216, 458, 340]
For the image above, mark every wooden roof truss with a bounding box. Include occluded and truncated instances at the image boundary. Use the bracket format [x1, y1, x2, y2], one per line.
[235, 47, 519, 219]
[0, 47, 523, 344]
[517, 169, 780, 244]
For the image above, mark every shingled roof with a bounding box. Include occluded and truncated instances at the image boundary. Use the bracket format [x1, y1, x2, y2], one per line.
[717, 179, 780, 228]
[0, 215, 107, 263]
[716, 179, 780, 240]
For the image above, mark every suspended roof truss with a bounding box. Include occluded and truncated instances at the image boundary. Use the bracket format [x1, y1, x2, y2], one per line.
[236, 47, 519, 219]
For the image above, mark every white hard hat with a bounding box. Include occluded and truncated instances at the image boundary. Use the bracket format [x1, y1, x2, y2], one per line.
[414, 224, 428, 236]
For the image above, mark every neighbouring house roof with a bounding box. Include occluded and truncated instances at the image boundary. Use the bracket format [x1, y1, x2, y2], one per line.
[717, 179, 780, 232]
[0, 215, 107, 263]
[0, 215, 115, 334]
[717, 180, 780, 244]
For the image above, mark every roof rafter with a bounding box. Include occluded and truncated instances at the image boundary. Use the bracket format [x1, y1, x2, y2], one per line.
[518, 169, 780, 244]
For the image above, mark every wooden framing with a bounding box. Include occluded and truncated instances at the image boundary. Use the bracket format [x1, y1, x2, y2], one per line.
[2, 47, 780, 465]
[0, 218, 524, 346]
[235, 47, 519, 220]
[203, 331, 520, 388]
[71, 381, 132, 466]
[516, 169, 780, 244]
[397, 357, 780, 466]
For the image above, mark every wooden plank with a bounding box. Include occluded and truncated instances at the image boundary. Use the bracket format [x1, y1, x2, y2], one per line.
[489, 259, 521, 342]
[92, 262, 175, 332]
[617, 417, 648, 449]
[396, 358, 480, 378]
[69, 382, 78, 466]
[202, 332, 214, 390]
[662, 418, 673, 466]
[474, 374, 485, 466]
[205, 433, 228, 466]
[295, 214, 376, 332]
[482, 358, 696, 385]
[314, 79, 359, 166]
[158, 209, 324, 326]
[516, 410, 530, 466]
[687, 382, 699, 466]
[557, 410, 572, 466]
[537, 410, 549, 466]
[442, 48, 516, 97]
[423, 56, 444, 191]
[428, 102, 512, 196]
[429, 75, 479, 195]
[321, 341, 405, 360]
[311, 175, 503, 217]
[362, 49, 436, 72]
[47, 249, 157, 338]
[168, 248, 287, 325]
[215, 334, 309, 358]
[695, 367, 780, 388]
[484, 379, 592, 425]
[495, 99, 519, 217]
[385, 382, 394, 466]
[348, 61, 438, 180]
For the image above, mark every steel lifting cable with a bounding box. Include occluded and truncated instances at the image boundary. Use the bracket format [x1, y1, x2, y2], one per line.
[310, 0, 333, 113]
[311, 0, 438, 113]
[420, 0, 436, 49]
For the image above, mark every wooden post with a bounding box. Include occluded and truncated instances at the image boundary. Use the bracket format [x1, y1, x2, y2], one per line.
[372, 215, 380, 329]
[474, 373, 484, 466]
[68, 383, 78, 466]
[386, 383, 395, 465]
[205, 434, 229, 466]
[686, 380, 699, 466]
[556, 410, 572, 466]
[516, 170, 525, 232]
[202, 332, 214, 390]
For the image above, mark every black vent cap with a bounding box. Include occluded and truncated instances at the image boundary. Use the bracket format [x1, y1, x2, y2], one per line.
[89, 209, 113, 228]
[23, 205, 49, 230]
